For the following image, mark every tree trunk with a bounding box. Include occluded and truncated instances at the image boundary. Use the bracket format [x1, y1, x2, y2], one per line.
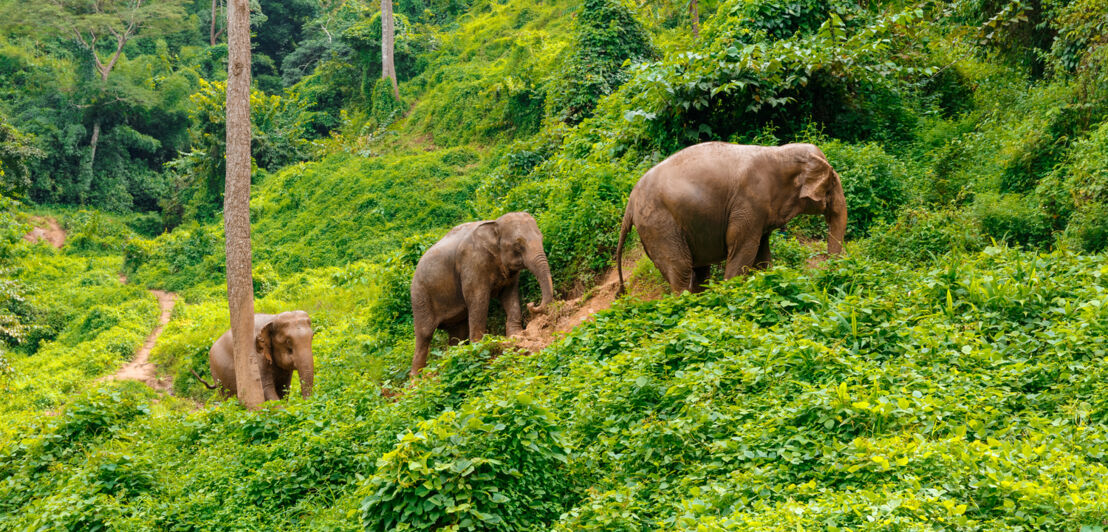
[381, 0, 399, 99]
[87, 119, 101, 175]
[84, 34, 124, 178]
[211, 0, 224, 45]
[225, 0, 264, 409]
[689, 0, 699, 37]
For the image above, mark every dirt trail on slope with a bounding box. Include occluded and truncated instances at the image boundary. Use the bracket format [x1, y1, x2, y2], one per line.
[514, 247, 664, 352]
[20, 218, 180, 396]
[103, 288, 177, 392]
[22, 216, 66, 248]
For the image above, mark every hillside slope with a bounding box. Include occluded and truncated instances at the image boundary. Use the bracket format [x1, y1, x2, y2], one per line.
[2, 0, 1108, 529]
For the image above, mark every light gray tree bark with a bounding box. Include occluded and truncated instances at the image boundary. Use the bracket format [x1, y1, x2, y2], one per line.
[225, 0, 264, 409]
[381, 0, 399, 99]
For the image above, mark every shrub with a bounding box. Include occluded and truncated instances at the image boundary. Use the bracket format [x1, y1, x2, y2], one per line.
[1062, 202, 1108, 253]
[1038, 120, 1108, 228]
[863, 207, 986, 263]
[973, 192, 1053, 248]
[547, 0, 656, 124]
[61, 210, 137, 255]
[359, 389, 572, 530]
[369, 78, 404, 130]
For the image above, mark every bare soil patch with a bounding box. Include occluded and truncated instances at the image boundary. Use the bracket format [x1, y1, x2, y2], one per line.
[22, 216, 65, 249]
[514, 247, 664, 352]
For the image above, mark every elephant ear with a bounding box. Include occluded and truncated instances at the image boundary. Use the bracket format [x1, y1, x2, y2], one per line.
[798, 151, 834, 204]
[255, 320, 276, 365]
[472, 221, 501, 257]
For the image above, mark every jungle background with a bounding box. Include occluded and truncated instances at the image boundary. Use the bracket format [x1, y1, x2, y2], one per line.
[1, 0, 1107, 528]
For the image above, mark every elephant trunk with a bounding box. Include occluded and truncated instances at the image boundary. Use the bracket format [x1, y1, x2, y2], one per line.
[825, 181, 847, 255]
[297, 350, 315, 398]
[525, 249, 554, 312]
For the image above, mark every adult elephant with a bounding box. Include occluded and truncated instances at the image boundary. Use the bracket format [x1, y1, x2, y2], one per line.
[409, 212, 554, 376]
[192, 311, 315, 400]
[616, 142, 847, 293]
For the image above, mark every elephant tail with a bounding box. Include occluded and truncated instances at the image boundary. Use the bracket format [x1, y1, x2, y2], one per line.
[616, 200, 634, 295]
[190, 368, 219, 390]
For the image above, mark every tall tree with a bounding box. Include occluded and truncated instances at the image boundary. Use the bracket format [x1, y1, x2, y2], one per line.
[225, 0, 265, 408]
[23, 0, 187, 174]
[380, 0, 399, 99]
[211, 0, 225, 45]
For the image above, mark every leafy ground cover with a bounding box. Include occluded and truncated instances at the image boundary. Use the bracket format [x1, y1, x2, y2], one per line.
[1, 246, 1106, 529]
[0, 209, 157, 424]
[2, 0, 1108, 529]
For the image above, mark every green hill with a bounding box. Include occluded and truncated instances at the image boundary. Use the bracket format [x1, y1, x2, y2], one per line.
[1, 0, 1107, 528]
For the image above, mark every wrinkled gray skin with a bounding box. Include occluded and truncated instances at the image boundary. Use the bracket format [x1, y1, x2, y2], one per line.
[616, 142, 847, 293]
[410, 212, 554, 376]
[196, 311, 315, 400]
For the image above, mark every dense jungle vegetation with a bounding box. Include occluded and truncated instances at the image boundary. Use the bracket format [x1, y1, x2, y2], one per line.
[1, 0, 1107, 528]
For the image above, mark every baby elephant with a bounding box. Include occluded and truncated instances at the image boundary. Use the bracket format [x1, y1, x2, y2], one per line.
[409, 212, 554, 376]
[192, 311, 315, 400]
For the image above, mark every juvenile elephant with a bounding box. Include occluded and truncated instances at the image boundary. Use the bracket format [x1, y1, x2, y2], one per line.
[192, 311, 315, 400]
[409, 212, 554, 376]
[616, 142, 847, 293]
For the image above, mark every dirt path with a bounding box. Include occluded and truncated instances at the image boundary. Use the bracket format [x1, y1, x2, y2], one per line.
[22, 218, 180, 394]
[103, 288, 177, 392]
[514, 247, 664, 352]
[22, 216, 65, 248]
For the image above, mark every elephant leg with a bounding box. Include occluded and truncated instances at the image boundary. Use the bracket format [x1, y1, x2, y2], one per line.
[691, 266, 712, 293]
[754, 232, 772, 270]
[273, 368, 293, 399]
[411, 319, 435, 376]
[411, 290, 437, 376]
[500, 280, 523, 337]
[724, 224, 762, 279]
[464, 289, 491, 342]
[639, 217, 695, 293]
[446, 322, 469, 346]
[262, 386, 280, 402]
[260, 359, 280, 402]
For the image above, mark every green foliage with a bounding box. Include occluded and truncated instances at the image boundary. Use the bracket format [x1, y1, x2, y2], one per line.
[399, 0, 574, 146]
[547, 0, 656, 125]
[248, 149, 478, 273]
[58, 209, 138, 255]
[1044, 0, 1108, 75]
[1037, 119, 1108, 226]
[0, 250, 156, 416]
[369, 77, 404, 129]
[359, 388, 571, 530]
[973, 192, 1053, 248]
[124, 223, 224, 291]
[830, 141, 909, 238]
[864, 207, 987, 263]
[1061, 202, 1108, 253]
[165, 78, 316, 222]
[0, 114, 43, 198]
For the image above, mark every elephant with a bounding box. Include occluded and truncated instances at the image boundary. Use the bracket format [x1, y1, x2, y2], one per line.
[409, 212, 554, 376]
[616, 142, 847, 294]
[191, 311, 315, 400]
